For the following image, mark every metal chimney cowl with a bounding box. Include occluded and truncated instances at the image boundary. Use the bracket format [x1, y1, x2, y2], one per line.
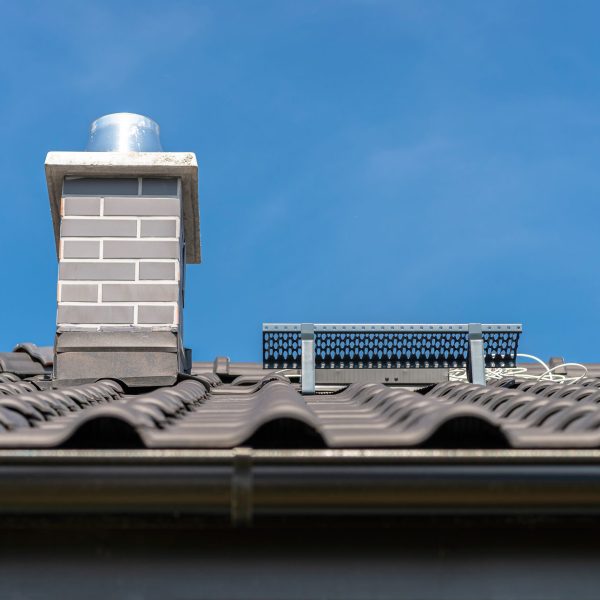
[45, 114, 200, 388]
[86, 113, 163, 152]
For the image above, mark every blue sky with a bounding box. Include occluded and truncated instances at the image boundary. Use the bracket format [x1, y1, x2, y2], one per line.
[1, 0, 599, 362]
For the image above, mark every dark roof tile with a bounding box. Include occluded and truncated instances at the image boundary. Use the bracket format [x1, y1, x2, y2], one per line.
[12, 343, 53, 368]
[0, 369, 598, 449]
[1, 343, 600, 449]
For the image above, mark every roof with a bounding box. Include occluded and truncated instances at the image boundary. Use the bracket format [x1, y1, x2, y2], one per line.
[3, 343, 600, 450]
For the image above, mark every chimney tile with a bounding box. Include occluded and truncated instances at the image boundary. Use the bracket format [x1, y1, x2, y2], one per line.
[140, 219, 177, 238]
[61, 219, 137, 237]
[59, 262, 135, 281]
[103, 240, 179, 259]
[63, 178, 138, 196]
[138, 305, 176, 324]
[139, 262, 177, 280]
[59, 283, 99, 302]
[141, 178, 178, 196]
[103, 283, 178, 302]
[57, 305, 134, 324]
[61, 240, 100, 259]
[62, 197, 101, 216]
[104, 197, 180, 217]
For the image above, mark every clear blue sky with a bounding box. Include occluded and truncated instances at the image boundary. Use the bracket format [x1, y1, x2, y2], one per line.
[1, 0, 599, 362]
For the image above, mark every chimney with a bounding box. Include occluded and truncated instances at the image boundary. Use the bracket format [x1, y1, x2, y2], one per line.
[45, 113, 200, 388]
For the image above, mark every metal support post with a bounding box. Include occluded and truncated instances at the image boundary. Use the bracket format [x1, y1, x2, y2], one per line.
[467, 323, 486, 385]
[301, 323, 315, 395]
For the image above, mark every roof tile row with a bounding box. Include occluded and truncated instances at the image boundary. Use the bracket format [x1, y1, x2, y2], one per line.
[2, 343, 600, 449]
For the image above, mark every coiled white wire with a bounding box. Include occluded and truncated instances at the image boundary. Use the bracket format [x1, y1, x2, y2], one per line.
[274, 356, 588, 386]
[449, 353, 588, 385]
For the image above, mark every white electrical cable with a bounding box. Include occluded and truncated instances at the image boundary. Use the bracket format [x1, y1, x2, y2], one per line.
[449, 352, 588, 385]
[516, 353, 552, 380]
[274, 368, 300, 380]
[541, 362, 588, 384]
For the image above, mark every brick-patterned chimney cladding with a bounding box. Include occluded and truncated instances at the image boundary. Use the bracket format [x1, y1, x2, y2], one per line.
[57, 177, 183, 329]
